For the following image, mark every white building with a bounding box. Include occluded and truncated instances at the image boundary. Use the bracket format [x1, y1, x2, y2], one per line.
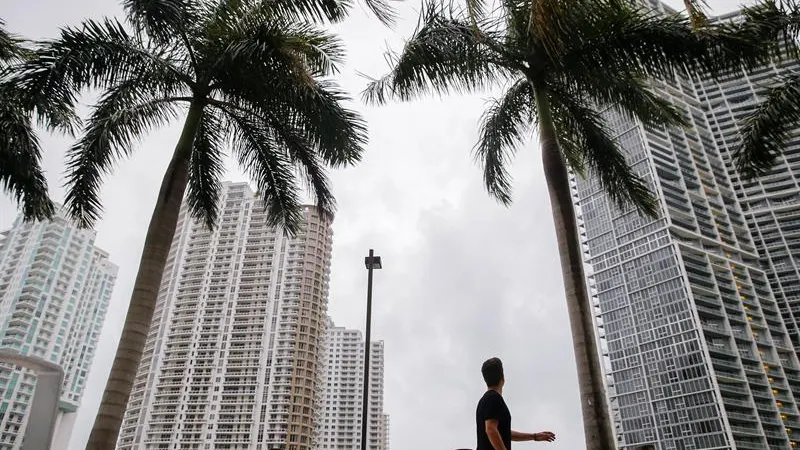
[572, 3, 800, 449]
[378, 415, 389, 450]
[117, 182, 333, 450]
[317, 318, 387, 450]
[0, 208, 117, 449]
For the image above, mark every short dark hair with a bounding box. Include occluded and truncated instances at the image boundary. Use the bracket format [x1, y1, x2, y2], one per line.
[481, 357, 504, 387]
[635, 445, 655, 450]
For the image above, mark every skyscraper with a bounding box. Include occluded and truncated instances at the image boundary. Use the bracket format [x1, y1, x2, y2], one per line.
[0, 208, 117, 450]
[317, 318, 388, 450]
[700, 30, 800, 360]
[572, 4, 800, 450]
[116, 182, 333, 450]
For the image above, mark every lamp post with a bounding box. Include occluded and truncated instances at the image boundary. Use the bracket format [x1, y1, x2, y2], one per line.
[361, 249, 382, 450]
[0, 350, 64, 450]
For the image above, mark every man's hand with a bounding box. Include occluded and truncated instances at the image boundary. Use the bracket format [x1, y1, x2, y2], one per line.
[533, 432, 556, 442]
[511, 430, 556, 442]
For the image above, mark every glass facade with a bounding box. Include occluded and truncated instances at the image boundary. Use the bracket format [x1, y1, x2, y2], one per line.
[573, 6, 800, 450]
[0, 208, 117, 450]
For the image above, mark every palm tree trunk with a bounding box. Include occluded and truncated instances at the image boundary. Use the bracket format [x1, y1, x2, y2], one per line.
[532, 81, 616, 450]
[85, 101, 205, 450]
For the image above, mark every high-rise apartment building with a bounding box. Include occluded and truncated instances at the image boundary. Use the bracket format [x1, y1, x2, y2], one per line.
[0, 208, 117, 450]
[572, 3, 800, 450]
[701, 32, 800, 360]
[116, 182, 333, 450]
[378, 414, 390, 450]
[317, 318, 388, 450]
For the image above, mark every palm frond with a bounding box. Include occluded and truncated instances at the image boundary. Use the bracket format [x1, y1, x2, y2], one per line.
[217, 15, 346, 78]
[64, 74, 182, 227]
[555, 70, 687, 129]
[282, 25, 346, 76]
[524, 0, 582, 56]
[500, 0, 627, 59]
[735, 72, 800, 178]
[361, 0, 399, 27]
[266, 0, 398, 25]
[268, 0, 350, 23]
[222, 107, 305, 235]
[213, 40, 366, 168]
[474, 77, 535, 205]
[123, 0, 196, 43]
[465, 0, 486, 27]
[187, 107, 226, 229]
[547, 87, 658, 217]
[264, 107, 337, 221]
[556, 4, 703, 80]
[722, 0, 800, 64]
[0, 20, 26, 65]
[362, 1, 509, 104]
[0, 24, 54, 221]
[692, 5, 793, 75]
[284, 80, 367, 167]
[0, 97, 54, 221]
[684, 0, 709, 28]
[560, 2, 768, 81]
[11, 18, 188, 133]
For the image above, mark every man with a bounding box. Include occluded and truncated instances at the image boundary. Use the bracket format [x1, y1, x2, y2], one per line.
[476, 357, 556, 450]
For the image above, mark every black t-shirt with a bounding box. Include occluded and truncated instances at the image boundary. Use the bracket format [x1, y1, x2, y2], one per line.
[476, 390, 511, 450]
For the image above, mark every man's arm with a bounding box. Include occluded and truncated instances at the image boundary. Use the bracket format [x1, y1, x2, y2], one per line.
[485, 420, 508, 450]
[511, 430, 556, 442]
[511, 431, 535, 441]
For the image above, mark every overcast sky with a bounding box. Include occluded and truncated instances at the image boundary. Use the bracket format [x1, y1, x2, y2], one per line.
[1, 0, 742, 449]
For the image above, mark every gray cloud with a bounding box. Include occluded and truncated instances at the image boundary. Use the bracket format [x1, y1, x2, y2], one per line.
[0, 0, 742, 449]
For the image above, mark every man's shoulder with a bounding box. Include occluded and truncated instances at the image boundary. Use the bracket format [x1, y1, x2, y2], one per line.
[483, 390, 503, 399]
[477, 390, 503, 406]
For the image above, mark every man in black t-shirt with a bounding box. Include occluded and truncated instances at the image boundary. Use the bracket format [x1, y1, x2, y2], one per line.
[476, 358, 556, 450]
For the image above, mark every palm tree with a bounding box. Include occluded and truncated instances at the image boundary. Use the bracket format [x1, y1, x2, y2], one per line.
[732, 0, 800, 178]
[683, 0, 708, 28]
[8, 1, 376, 448]
[0, 20, 54, 221]
[363, 1, 765, 448]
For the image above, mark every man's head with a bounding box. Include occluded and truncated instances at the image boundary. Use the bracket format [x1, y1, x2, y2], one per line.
[635, 445, 655, 450]
[481, 357, 504, 388]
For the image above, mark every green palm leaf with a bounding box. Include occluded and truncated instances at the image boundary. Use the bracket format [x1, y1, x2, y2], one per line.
[736, 72, 800, 178]
[547, 84, 658, 216]
[63, 73, 182, 226]
[0, 19, 26, 64]
[475, 77, 535, 205]
[0, 91, 55, 221]
[267, 0, 398, 25]
[363, 2, 510, 104]
[684, 0, 709, 28]
[726, 0, 800, 177]
[266, 107, 337, 220]
[556, 70, 687, 130]
[123, 0, 196, 43]
[0, 21, 54, 221]
[224, 107, 305, 233]
[12, 18, 185, 134]
[187, 107, 226, 229]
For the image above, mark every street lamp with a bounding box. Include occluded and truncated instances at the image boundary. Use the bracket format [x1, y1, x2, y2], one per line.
[0, 350, 64, 450]
[361, 249, 382, 450]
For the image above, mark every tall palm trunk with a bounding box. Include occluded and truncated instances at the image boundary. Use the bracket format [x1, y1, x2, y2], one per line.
[532, 82, 616, 450]
[86, 101, 205, 450]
